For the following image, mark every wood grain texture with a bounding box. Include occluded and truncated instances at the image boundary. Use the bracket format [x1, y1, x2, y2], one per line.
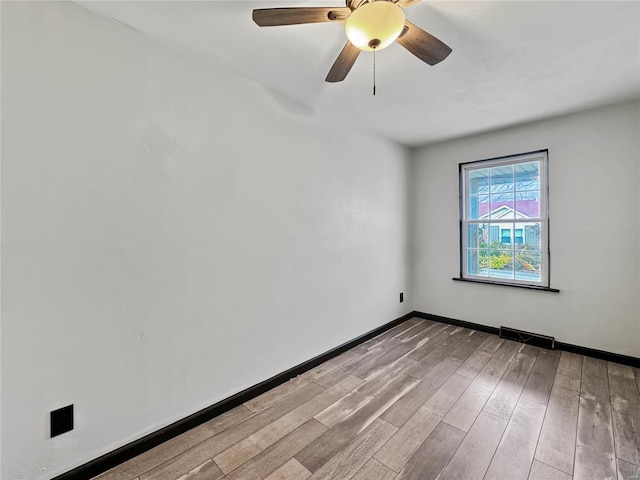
[456, 350, 493, 379]
[264, 458, 311, 480]
[92, 319, 640, 480]
[617, 458, 640, 480]
[609, 371, 640, 465]
[253, 7, 350, 27]
[484, 398, 546, 480]
[96, 405, 252, 480]
[443, 356, 510, 432]
[380, 357, 462, 427]
[296, 374, 418, 472]
[574, 397, 616, 480]
[558, 351, 583, 375]
[439, 411, 508, 480]
[306, 418, 397, 480]
[581, 356, 610, 403]
[396, 20, 452, 65]
[224, 419, 327, 480]
[528, 460, 572, 480]
[351, 459, 396, 480]
[484, 352, 537, 419]
[492, 339, 522, 362]
[175, 460, 223, 480]
[395, 421, 466, 480]
[374, 408, 441, 472]
[535, 368, 582, 475]
[215, 376, 362, 473]
[477, 335, 504, 355]
[521, 350, 561, 405]
[140, 383, 323, 480]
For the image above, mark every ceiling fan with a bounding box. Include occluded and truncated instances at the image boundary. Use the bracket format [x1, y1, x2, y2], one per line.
[252, 0, 452, 83]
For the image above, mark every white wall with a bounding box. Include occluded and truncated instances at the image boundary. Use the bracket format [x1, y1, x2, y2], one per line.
[412, 100, 640, 358]
[0, 3, 412, 479]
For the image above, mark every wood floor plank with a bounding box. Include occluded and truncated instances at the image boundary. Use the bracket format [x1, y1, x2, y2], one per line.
[351, 459, 396, 480]
[139, 383, 324, 480]
[374, 408, 441, 472]
[492, 339, 522, 362]
[519, 344, 542, 357]
[175, 459, 223, 480]
[299, 351, 360, 383]
[314, 388, 369, 429]
[95, 405, 252, 480]
[521, 350, 561, 405]
[399, 322, 440, 349]
[314, 346, 387, 388]
[535, 367, 582, 475]
[634, 368, 640, 395]
[443, 356, 510, 432]
[484, 352, 537, 419]
[484, 398, 547, 480]
[528, 460, 572, 480]
[558, 351, 583, 375]
[581, 356, 610, 404]
[438, 411, 508, 480]
[306, 418, 397, 480]
[380, 357, 462, 427]
[608, 362, 636, 379]
[410, 327, 473, 369]
[353, 344, 413, 381]
[353, 357, 416, 398]
[406, 325, 453, 361]
[395, 422, 466, 480]
[245, 377, 309, 413]
[393, 320, 427, 341]
[456, 350, 493, 379]
[617, 458, 640, 480]
[296, 373, 419, 472]
[224, 419, 327, 480]
[574, 397, 617, 480]
[608, 372, 640, 466]
[214, 376, 362, 473]
[477, 335, 504, 355]
[264, 458, 312, 480]
[449, 331, 490, 362]
[420, 373, 472, 417]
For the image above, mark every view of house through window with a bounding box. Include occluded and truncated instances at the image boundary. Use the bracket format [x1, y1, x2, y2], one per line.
[460, 150, 549, 287]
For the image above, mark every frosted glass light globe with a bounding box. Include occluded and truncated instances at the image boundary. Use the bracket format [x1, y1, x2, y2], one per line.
[345, 1, 406, 51]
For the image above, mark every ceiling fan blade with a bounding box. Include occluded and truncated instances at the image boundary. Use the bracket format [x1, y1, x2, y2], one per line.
[326, 42, 360, 83]
[395, 0, 422, 8]
[396, 20, 452, 66]
[253, 7, 350, 27]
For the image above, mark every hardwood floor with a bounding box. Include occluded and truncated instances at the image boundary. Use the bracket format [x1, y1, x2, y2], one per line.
[94, 318, 640, 480]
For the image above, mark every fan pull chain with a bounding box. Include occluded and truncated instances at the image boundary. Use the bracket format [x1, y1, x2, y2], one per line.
[372, 47, 376, 96]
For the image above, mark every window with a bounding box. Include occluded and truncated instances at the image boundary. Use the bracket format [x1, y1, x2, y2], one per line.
[460, 150, 550, 287]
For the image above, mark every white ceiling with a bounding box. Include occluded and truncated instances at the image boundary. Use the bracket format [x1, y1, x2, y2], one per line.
[77, 1, 640, 147]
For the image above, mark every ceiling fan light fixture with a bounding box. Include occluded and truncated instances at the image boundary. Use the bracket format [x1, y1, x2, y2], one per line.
[345, 1, 406, 52]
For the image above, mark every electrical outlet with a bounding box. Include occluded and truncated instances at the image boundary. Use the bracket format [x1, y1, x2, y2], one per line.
[50, 405, 74, 438]
[399, 292, 404, 303]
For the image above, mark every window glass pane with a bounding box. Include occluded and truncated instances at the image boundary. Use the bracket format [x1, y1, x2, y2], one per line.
[515, 161, 540, 190]
[489, 225, 500, 244]
[467, 249, 488, 277]
[467, 195, 489, 220]
[515, 252, 541, 282]
[490, 165, 514, 191]
[467, 224, 482, 249]
[488, 250, 514, 279]
[500, 228, 511, 245]
[521, 222, 542, 250]
[490, 193, 514, 219]
[468, 168, 489, 195]
[516, 190, 540, 218]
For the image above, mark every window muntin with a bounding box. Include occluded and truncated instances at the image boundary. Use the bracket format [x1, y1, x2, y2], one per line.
[461, 151, 549, 287]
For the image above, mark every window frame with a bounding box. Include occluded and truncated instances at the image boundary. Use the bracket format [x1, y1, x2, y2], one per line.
[458, 149, 551, 289]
